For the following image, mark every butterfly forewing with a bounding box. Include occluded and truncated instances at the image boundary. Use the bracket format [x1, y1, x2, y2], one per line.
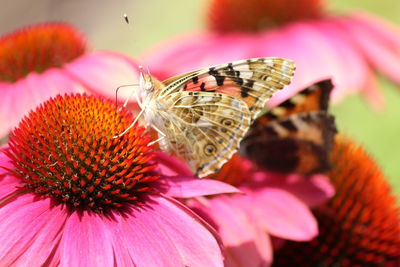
[162, 57, 296, 121]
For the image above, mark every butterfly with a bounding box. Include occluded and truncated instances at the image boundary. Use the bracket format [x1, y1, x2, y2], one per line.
[121, 58, 295, 177]
[239, 79, 337, 175]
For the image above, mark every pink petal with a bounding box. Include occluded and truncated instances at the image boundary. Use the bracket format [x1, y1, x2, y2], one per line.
[59, 211, 114, 267]
[0, 194, 66, 266]
[154, 152, 193, 176]
[0, 147, 12, 171]
[0, 68, 84, 138]
[65, 51, 141, 101]
[112, 195, 224, 267]
[248, 173, 334, 207]
[257, 22, 347, 107]
[337, 16, 400, 85]
[242, 187, 318, 241]
[310, 19, 370, 103]
[189, 196, 273, 266]
[361, 70, 385, 111]
[144, 32, 257, 80]
[156, 176, 240, 198]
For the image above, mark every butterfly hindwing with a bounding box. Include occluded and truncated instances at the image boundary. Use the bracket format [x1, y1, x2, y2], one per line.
[240, 79, 337, 175]
[157, 91, 251, 177]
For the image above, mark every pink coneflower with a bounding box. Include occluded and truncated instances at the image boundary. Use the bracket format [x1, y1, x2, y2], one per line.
[0, 23, 140, 139]
[143, 0, 400, 110]
[273, 135, 400, 266]
[0, 94, 238, 266]
[188, 154, 335, 266]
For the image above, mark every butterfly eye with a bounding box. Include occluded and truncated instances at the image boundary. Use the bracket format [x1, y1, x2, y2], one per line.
[204, 144, 217, 156]
[221, 118, 233, 127]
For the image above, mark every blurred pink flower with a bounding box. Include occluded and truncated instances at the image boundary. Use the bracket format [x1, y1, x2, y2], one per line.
[0, 94, 238, 266]
[187, 154, 335, 266]
[143, 0, 400, 110]
[0, 22, 141, 139]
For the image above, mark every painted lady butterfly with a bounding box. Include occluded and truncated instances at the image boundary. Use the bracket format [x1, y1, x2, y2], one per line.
[119, 58, 295, 177]
[240, 79, 337, 175]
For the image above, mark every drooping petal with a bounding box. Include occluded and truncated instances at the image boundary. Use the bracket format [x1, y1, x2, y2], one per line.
[113, 195, 224, 267]
[0, 194, 67, 266]
[59, 211, 115, 267]
[242, 187, 318, 241]
[189, 196, 273, 267]
[257, 22, 345, 107]
[65, 51, 141, 101]
[157, 176, 240, 198]
[154, 152, 193, 176]
[337, 15, 400, 85]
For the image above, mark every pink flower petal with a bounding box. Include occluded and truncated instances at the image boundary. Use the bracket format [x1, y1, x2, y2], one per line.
[0, 68, 84, 138]
[310, 19, 370, 103]
[337, 16, 400, 85]
[154, 152, 193, 176]
[0, 147, 12, 171]
[65, 51, 141, 101]
[156, 176, 240, 198]
[243, 187, 318, 241]
[113, 195, 224, 267]
[189, 196, 272, 266]
[0, 194, 67, 266]
[257, 22, 346, 107]
[59, 211, 114, 267]
[247, 172, 334, 207]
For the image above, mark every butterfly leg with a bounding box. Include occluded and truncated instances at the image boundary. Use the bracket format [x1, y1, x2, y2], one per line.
[113, 107, 145, 138]
[148, 124, 166, 146]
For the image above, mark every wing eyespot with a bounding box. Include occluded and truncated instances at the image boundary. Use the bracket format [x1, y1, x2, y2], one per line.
[204, 143, 217, 156]
[221, 118, 233, 126]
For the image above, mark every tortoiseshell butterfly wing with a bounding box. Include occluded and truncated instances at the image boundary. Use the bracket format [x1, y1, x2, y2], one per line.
[240, 80, 337, 175]
[144, 58, 295, 177]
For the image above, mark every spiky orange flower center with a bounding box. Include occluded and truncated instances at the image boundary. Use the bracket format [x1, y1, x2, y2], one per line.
[6, 94, 158, 212]
[208, 0, 324, 33]
[0, 23, 86, 82]
[274, 135, 400, 266]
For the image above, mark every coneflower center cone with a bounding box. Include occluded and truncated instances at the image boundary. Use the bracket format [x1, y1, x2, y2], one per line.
[209, 0, 324, 33]
[0, 23, 86, 82]
[5, 94, 158, 212]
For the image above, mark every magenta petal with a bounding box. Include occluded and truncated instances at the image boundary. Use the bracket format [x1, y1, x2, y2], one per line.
[244, 188, 318, 241]
[190, 196, 273, 266]
[0, 148, 12, 171]
[0, 68, 84, 138]
[59, 211, 114, 267]
[154, 152, 193, 176]
[157, 176, 240, 198]
[0, 194, 66, 266]
[338, 16, 400, 85]
[257, 23, 343, 106]
[65, 51, 141, 101]
[115, 195, 224, 267]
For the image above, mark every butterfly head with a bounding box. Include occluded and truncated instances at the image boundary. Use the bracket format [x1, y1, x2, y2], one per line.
[139, 65, 155, 94]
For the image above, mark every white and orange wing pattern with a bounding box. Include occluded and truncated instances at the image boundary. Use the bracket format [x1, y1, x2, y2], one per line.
[141, 57, 296, 177]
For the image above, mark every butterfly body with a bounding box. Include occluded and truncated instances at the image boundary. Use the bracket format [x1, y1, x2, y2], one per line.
[138, 58, 296, 177]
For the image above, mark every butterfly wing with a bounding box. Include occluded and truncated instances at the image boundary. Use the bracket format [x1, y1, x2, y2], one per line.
[157, 91, 251, 177]
[240, 80, 337, 175]
[161, 57, 296, 121]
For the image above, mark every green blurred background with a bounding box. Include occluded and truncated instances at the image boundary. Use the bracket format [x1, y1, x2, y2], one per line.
[0, 0, 399, 195]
